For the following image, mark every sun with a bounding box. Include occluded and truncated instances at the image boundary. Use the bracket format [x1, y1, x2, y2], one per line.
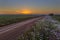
[16, 9, 32, 14]
[21, 10, 31, 14]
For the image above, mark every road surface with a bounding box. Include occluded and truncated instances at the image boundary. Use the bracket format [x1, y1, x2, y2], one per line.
[0, 17, 42, 40]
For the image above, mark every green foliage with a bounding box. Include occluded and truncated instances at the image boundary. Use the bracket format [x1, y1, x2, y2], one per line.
[18, 19, 57, 40]
[0, 15, 35, 27]
[52, 15, 60, 21]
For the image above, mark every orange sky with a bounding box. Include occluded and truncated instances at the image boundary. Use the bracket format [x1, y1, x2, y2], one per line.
[0, 10, 60, 14]
[0, 8, 60, 14]
[0, 0, 60, 14]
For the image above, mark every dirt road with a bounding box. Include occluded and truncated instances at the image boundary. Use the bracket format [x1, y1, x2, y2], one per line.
[0, 17, 42, 40]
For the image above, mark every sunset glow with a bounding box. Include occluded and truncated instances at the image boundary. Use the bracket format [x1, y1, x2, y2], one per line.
[0, 0, 60, 14]
[21, 9, 31, 14]
[16, 9, 32, 14]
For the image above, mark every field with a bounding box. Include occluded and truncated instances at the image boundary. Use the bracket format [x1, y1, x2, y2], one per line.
[0, 14, 38, 27]
[52, 15, 60, 21]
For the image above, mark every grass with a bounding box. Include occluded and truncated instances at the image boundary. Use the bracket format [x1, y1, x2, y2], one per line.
[18, 19, 57, 40]
[0, 15, 37, 27]
[52, 15, 60, 21]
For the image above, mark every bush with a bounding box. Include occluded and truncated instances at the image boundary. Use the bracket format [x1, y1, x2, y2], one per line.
[49, 13, 54, 16]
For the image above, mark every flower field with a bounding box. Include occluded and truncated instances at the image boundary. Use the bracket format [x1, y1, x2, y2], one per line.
[18, 18, 58, 40]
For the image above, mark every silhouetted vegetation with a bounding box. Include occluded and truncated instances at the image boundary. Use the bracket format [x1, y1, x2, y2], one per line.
[49, 13, 54, 16]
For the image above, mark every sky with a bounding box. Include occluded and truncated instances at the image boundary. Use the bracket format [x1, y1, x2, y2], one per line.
[0, 0, 60, 14]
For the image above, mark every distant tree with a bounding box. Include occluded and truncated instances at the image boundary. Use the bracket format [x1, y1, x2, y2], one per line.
[49, 13, 54, 16]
